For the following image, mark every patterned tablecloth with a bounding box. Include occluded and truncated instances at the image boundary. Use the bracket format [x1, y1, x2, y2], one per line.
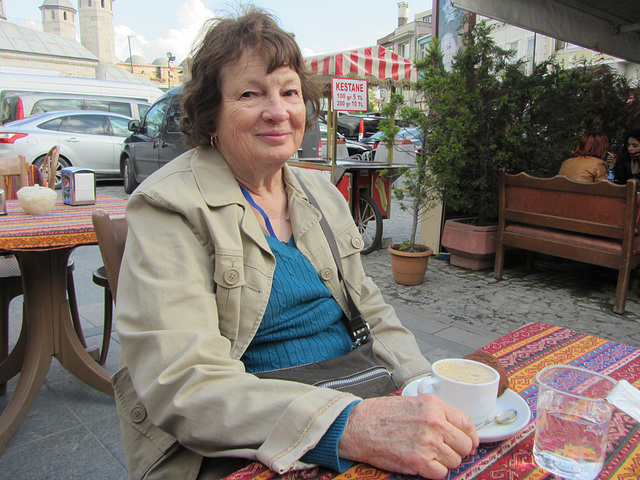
[0, 196, 127, 251]
[223, 322, 640, 480]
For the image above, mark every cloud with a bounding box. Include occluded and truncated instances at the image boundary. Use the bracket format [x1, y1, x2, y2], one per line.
[114, 0, 215, 64]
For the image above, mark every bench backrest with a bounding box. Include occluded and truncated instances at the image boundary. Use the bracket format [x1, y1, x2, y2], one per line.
[499, 170, 638, 240]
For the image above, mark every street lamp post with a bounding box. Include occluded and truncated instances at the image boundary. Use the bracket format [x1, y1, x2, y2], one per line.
[166, 51, 176, 88]
[127, 35, 134, 73]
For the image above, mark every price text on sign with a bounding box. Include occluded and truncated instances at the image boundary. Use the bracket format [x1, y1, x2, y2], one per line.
[332, 78, 368, 112]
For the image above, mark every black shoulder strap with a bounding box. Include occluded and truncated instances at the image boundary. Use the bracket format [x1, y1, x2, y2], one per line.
[295, 173, 370, 346]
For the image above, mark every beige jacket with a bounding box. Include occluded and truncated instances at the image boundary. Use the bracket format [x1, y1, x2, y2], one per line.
[113, 147, 431, 479]
[558, 155, 608, 183]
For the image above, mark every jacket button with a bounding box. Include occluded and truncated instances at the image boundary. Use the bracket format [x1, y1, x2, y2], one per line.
[320, 267, 333, 280]
[130, 406, 147, 423]
[224, 268, 240, 285]
[352, 237, 363, 249]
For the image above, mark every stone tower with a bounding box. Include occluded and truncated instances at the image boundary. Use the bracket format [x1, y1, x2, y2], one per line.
[78, 0, 115, 64]
[40, 0, 77, 40]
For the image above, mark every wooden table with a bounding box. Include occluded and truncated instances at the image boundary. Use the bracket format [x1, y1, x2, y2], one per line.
[0, 195, 127, 453]
[222, 323, 640, 480]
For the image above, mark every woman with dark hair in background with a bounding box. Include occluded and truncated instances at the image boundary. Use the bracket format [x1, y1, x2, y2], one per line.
[611, 128, 640, 184]
[558, 131, 610, 182]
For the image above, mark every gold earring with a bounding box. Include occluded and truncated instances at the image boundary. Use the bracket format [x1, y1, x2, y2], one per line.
[210, 135, 217, 147]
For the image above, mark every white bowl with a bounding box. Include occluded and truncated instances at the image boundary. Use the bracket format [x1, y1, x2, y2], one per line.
[17, 185, 57, 215]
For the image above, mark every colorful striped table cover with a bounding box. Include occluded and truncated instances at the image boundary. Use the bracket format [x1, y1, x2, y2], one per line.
[0, 196, 127, 251]
[222, 322, 640, 480]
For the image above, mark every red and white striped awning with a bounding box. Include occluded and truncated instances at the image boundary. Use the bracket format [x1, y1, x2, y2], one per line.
[304, 45, 418, 87]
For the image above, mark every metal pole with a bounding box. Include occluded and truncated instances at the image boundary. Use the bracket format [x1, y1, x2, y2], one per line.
[127, 35, 134, 73]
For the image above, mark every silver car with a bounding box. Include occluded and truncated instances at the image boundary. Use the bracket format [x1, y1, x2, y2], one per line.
[0, 110, 133, 187]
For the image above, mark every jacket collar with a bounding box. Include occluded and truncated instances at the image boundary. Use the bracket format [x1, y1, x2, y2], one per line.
[189, 147, 321, 243]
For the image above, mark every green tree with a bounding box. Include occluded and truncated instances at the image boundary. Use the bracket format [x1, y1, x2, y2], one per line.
[384, 16, 640, 225]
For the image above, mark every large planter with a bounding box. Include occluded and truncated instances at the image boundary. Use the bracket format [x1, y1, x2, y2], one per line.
[388, 244, 433, 285]
[441, 217, 498, 271]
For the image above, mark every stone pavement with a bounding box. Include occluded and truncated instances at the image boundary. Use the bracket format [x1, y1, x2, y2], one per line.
[1, 183, 639, 478]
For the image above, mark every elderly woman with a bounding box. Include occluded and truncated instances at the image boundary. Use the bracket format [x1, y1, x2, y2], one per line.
[558, 132, 610, 182]
[113, 8, 478, 480]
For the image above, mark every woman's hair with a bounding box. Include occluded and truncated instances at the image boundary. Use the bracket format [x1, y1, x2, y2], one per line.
[180, 6, 322, 148]
[626, 128, 640, 145]
[571, 132, 610, 159]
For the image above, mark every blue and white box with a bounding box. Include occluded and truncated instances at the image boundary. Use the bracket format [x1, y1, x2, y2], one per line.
[62, 167, 95, 205]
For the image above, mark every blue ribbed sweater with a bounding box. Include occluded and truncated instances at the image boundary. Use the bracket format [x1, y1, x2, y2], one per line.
[241, 235, 357, 472]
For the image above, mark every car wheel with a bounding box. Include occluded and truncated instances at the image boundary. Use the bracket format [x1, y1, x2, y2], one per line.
[34, 155, 69, 190]
[123, 156, 139, 194]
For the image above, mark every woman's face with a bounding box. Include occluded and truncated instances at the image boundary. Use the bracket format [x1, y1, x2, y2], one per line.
[628, 137, 640, 159]
[214, 52, 306, 174]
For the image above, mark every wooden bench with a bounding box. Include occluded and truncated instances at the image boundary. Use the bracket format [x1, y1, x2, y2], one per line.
[494, 169, 640, 314]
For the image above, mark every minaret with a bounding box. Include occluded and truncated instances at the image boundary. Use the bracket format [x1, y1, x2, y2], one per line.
[0, 1, 6, 20]
[78, 0, 115, 64]
[40, 0, 77, 40]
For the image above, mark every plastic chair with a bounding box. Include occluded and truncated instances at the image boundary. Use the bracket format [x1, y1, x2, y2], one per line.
[0, 157, 83, 394]
[41, 145, 60, 189]
[91, 209, 128, 365]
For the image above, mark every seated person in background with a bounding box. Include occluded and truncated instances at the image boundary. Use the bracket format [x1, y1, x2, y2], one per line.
[113, 7, 478, 480]
[611, 128, 640, 184]
[558, 132, 609, 182]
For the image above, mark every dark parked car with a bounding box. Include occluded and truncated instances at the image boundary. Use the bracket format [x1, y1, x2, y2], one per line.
[336, 114, 413, 141]
[120, 86, 186, 194]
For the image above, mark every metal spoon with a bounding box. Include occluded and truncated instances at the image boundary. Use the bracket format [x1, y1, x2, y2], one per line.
[475, 408, 518, 431]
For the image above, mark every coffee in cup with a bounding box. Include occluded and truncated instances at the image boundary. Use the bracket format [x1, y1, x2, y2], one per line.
[417, 358, 499, 425]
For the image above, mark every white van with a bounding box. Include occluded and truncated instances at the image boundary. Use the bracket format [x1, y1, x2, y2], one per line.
[0, 69, 163, 124]
[1, 92, 152, 124]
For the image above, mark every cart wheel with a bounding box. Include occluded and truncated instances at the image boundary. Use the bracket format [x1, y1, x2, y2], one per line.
[356, 192, 383, 255]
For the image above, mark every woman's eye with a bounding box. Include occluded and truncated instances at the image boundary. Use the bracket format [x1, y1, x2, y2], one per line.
[241, 91, 256, 98]
[284, 89, 300, 97]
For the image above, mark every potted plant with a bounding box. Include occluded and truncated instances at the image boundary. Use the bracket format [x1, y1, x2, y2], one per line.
[378, 96, 437, 286]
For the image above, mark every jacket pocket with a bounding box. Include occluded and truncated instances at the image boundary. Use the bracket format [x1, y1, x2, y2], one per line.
[332, 220, 364, 295]
[112, 367, 202, 480]
[213, 251, 245, 340]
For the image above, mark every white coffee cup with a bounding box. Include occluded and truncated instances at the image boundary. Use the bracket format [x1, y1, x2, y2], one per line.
[417, 358, 499, 425]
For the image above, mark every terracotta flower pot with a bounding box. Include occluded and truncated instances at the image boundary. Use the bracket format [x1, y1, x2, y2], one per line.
[388, 244, 433, 285]
[441, 217, 498, 270]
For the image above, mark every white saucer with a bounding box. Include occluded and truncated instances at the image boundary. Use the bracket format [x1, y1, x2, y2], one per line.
[402, 378, 531, 443]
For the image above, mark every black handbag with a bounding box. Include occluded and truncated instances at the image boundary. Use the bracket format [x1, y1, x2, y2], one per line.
[255, 176, 397, 399]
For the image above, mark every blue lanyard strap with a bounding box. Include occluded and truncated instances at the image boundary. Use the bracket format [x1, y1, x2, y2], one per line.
[239, 184, 278, 238]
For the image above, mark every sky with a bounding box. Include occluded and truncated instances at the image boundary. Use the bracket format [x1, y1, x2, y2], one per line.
[6, 1, 434, 64]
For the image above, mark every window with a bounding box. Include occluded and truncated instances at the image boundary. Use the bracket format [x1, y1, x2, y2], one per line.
[508, 41, 519, 55]
[31, 99, 84, 116]
[165, 103, 182, 133]
[142, 100, 169, 137]
[88, 0, 92, 7]
[399, 43, 409, 58]
[527, 37, 535, 55]
[38, 118, 64, 131]
[62, 115, 107, 136]
[106, 116, 130, 137]
[138, 103, 150, 118]
[86, 100, 131, 117]
[51, 11, 55, 20]
[101, 0, 105, 7]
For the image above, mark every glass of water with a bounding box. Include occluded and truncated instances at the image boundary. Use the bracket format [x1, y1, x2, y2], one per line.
[534, 365, 618, 480]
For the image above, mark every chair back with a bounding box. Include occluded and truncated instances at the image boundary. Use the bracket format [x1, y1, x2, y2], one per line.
[92, 209, 128, 304]
[41, 145, 60, 189]
[0, 155, 28, 199]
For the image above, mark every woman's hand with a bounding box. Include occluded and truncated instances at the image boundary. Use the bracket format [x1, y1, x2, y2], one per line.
[338, 394, 479, 480]
[606, 153, 617, 167]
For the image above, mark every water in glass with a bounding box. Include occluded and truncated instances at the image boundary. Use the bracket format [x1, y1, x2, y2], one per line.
[533, 365, 617, 480]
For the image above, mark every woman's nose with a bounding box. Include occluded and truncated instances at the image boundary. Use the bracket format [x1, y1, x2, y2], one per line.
[262, 95, 289, 122]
